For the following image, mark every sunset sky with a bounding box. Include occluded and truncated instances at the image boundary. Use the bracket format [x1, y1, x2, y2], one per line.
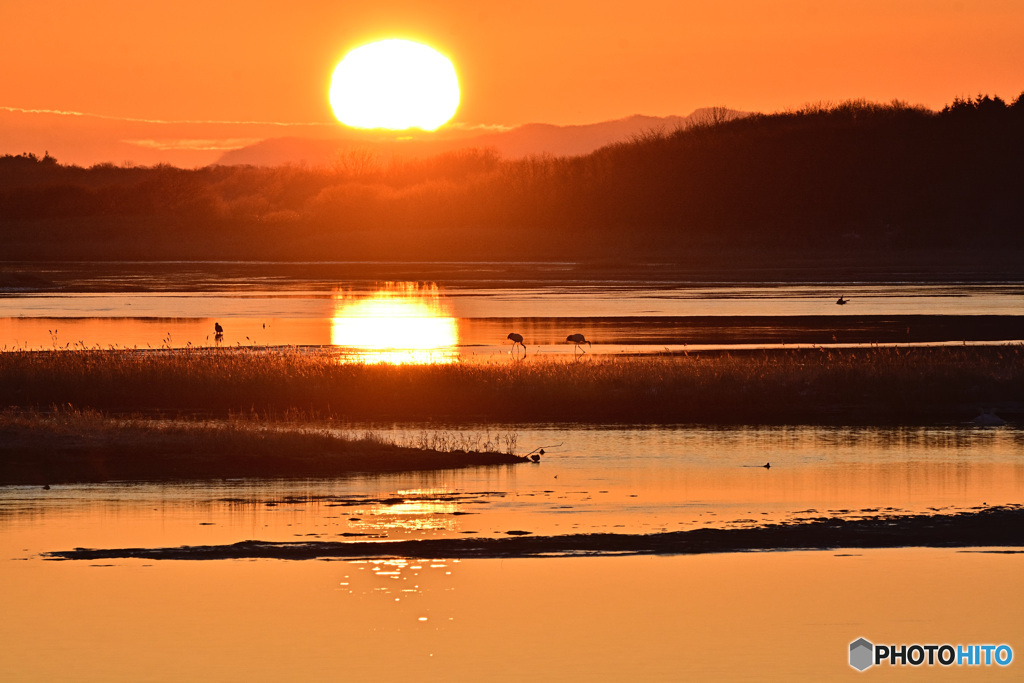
[2, 0, 1022, 166]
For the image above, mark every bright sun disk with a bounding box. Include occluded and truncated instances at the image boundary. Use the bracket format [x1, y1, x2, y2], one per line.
[329, 39, 460, 131]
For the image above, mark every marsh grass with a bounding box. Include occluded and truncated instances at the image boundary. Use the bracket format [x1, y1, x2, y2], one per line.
[1, 345, 1021, 425]
[0, 407, 524, 485]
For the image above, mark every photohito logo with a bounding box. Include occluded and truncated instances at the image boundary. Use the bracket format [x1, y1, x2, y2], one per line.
[849, 638, 1013, 671]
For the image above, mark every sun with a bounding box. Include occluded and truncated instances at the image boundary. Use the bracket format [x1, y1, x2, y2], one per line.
[329, 39, 460, 131]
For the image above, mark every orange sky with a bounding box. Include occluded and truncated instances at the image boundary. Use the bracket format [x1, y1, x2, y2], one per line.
[2, 0, 1022, 166]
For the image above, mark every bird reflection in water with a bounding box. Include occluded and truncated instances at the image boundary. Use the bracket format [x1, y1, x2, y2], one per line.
[330, 282, 459, 364]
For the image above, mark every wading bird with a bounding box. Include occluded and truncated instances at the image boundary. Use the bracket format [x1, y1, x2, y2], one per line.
[836, 296, 848, 305]
[566, 333, 591, 354]
[214, 322, 224, 335]
[507, 332, 526, 354]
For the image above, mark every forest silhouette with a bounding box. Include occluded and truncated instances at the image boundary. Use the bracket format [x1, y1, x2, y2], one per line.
[2, 94, 1022, 270]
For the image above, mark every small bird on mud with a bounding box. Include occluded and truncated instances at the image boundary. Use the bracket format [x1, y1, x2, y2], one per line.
[566, 333, 591, 353]
[836, 296, 848, 305]
[507, 332, 526, 353]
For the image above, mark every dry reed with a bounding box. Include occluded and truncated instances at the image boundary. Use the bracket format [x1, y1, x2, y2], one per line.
[1, 345, 1020, 424]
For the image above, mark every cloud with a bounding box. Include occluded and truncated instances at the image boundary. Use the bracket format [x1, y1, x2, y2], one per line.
[0, 106, 85, 117]
[0, 105, 333, 128]
[447, 122, 513, 133]
[125, 138, 264, 152]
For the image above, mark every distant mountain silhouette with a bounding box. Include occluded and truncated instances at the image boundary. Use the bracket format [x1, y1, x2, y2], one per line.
[216, 109, 747, 166]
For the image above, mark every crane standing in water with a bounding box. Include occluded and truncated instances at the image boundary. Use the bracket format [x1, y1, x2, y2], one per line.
[566, 333, 591, 354]
[507, 332, 526, 356]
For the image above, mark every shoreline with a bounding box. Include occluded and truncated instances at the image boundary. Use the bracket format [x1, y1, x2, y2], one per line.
[3, 248, 1024, 284]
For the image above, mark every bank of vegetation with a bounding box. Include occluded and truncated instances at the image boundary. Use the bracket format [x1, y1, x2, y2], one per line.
[1, 345, 1020, 425]
[1, 95, 1022, 268]
[0, 408, 524, 484]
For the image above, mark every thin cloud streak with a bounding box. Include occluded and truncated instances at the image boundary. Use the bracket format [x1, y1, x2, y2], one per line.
[0, 106, 334, 128]
[125, 138, 264, 152]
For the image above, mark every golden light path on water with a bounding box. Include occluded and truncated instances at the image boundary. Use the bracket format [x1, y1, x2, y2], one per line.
[329, 282, 459, 364]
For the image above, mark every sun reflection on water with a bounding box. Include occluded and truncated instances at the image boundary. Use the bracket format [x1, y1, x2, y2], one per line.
[359, 489, 461, 533]
[330, 282, 459, 364]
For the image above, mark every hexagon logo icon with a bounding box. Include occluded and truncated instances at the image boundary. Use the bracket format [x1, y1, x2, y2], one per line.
[850, 638, 874, 671]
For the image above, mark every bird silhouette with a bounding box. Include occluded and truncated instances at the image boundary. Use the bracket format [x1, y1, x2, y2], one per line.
[763, 462, 771, 469]
[836, 296, 848, 305]
[566, 333, 591, 353]
[214, 322, 224, 335]
[507, 332, 526, 354]
[973, 408, 1006, 426]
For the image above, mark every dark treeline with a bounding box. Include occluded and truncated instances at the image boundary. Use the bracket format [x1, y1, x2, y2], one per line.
[2, 94, 1022, 266]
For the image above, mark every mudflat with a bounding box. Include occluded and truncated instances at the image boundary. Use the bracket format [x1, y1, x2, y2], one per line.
[46, 505, 1024, 560]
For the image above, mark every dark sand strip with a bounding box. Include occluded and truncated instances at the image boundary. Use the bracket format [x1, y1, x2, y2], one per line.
[475, 315, 1024, 346]
[46, 505, 1024, 561]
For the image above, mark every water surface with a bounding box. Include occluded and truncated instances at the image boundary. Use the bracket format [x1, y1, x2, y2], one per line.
[3, 262, 1023, 357]
[2, 423, 1022, 681]
[3, 549, 1021, 682]
[2, 262, 1022, 680]
[4, 424, 1021, 555]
